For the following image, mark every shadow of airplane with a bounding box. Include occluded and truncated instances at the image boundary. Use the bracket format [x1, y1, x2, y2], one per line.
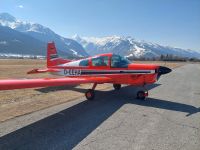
[0, 85, 199, 150]
[130, 98, 200, 116]
[35, 85, 79, 93]
[35, 83, 160, 94]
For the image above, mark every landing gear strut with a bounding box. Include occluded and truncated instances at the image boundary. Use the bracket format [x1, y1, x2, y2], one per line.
[85, 83, 97, 100]
[136, 85, 148, 100]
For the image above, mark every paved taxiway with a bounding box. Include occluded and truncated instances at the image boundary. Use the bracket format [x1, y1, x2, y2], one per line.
[0, 64, 200, 150]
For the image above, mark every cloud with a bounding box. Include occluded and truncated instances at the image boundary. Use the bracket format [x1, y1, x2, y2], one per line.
[17, 5, 24, 9]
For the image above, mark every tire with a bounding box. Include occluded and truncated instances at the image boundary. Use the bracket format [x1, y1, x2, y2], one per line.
[137, 91, 146, 100]
[85, 89, 95, 100]
[113, 84, 121, 90]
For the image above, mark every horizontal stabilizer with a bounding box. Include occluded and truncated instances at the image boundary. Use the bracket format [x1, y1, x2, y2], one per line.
[27, 68, 60, 74]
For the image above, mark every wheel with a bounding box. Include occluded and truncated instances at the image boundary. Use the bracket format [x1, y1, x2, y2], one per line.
[137, 91, 147, 100]
[113, 84, 121, 90]
[85, 89, 95, 100]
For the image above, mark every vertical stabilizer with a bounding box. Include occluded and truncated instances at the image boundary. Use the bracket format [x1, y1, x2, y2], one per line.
[47, 42, 71, 67]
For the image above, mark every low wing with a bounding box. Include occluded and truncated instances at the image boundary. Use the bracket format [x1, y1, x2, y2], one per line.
[0, 77, 112, 91]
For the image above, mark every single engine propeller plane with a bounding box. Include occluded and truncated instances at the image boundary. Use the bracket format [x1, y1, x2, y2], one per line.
[0, 42, 171, 100]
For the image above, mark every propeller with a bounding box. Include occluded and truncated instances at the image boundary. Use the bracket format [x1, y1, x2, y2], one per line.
[157, 66, 172, 80]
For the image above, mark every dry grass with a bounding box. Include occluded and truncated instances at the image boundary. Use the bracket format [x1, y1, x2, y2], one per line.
[0, 59, 112, 122]
[0, 59, 185, 122]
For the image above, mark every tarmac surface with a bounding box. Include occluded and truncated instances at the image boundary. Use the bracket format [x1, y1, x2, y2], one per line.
[0, 64, 200, 150]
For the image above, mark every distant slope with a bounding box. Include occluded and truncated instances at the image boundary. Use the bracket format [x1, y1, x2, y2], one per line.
[0, 26, 46, 55]
[73, 35, 200, 58]
[0, 13, 88, 57]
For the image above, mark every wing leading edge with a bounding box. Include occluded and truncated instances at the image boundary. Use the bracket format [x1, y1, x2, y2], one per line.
[0, 77, 112, 90]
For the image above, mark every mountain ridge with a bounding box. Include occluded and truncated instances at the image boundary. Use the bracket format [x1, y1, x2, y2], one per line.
[72, 35, 200, 59]
[0, 25, 46, 55]
[1, 13, 199, 59]
[0, 13, 88, 58]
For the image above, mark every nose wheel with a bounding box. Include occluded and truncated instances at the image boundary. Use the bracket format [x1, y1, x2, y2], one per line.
[136, 85, 148, 100]
[137, 91, 148, 100]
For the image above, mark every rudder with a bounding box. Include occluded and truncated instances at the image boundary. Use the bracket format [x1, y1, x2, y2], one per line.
[47, 42, 71, 67]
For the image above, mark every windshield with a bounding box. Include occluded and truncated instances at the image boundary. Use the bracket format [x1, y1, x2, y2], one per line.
[111, 54, 131, 68]
[92, 56, 109, 66]
[79, 59, 89, 66]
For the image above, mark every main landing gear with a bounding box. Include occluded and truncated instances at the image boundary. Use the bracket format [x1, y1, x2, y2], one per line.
[85, 83, 149, 101]
[136, 85, 148, 100]
[85, 83, 97, 100]
[85, 83, 122, 100]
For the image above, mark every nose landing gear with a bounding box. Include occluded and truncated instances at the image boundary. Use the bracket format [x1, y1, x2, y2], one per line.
[137, 90, 148, 100]
[136, 85, 148, 100]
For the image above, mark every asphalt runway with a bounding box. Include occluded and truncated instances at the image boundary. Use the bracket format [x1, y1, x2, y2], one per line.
[0, 64, 200, 150]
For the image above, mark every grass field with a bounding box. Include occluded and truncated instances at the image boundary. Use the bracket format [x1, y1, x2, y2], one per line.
[0, 59, 185, 122]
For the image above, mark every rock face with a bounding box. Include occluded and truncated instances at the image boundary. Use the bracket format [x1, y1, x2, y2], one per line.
[0, 13, 88, 58]
[73, 35, 200, 58]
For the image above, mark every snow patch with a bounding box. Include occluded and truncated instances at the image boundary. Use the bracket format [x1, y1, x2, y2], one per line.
[0, 41, 7, 45]
[133, 45, 146, 57]
[82, 35, 122, 46]
[0, 53, 45, 59]
[70, 49, 78, 55]
[70, 49, 83, 57]
[12, 39, 22, 43]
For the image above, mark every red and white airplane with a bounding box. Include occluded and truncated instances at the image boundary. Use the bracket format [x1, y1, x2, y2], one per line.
[0, 42, 171, 100]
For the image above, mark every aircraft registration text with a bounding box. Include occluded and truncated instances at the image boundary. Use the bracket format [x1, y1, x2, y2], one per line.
[64, 69, 81, 76]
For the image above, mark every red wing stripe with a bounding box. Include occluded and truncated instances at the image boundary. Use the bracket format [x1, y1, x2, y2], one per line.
[0, 77, 112, 90]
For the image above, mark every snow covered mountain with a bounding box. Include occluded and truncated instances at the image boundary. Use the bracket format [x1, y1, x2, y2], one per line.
[1, 13, 199, 59]
[0, 25, 46, 55]
[73, 35, 200, 59]
[0, 13, 88, 57]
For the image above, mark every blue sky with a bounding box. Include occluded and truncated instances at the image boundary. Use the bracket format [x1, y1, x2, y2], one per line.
[0, 0, 200, 50]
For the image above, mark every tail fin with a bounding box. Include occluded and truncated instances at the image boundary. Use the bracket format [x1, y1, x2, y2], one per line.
[47, 42, 71, 67]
